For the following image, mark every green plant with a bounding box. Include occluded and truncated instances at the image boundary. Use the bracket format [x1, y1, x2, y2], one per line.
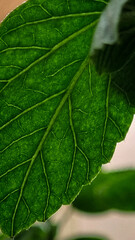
[0, 0, 134, 238]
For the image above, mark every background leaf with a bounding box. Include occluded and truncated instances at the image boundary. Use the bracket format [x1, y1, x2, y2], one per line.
[66, 236, 108, 240]
[73, 170, 135, 213]
[0, 0, 134, 237]
[90, 0, 134, 72]
[0, 221, 57, 240]
[91, 0, 135, 105]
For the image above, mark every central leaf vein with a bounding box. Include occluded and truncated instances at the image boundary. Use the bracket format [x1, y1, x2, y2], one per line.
[11, 56, 89, 237]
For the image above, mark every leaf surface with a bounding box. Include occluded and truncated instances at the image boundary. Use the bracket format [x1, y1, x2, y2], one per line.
[0, 0, 134, 237]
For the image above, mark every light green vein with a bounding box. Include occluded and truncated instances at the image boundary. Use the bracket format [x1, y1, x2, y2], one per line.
[0, 189, 19, 204]
[1, 12, 101, 38]
[0, 159, 31, 180]
[0, 80, 8, 82]
[0, 46, 50, 55]
[0, 37, 8, 47]
[0, 20, 98, 95]
[20, 4, 51, 17]
[101, 75, 111, 159]
[41, 151, 50, 221]
[11, 56, 89, 237]
[2, 100, 22, 111]
[112, 81, 130, 106]
[109, 116, 124, 139]
[46, 59, 82, 77]
[0, 127, 46, 153]
[77, 146, 90, 181]
[88, 62, 93, 96]
[0, 65, 22, 69]
[74, 108, 88, 114]
[58, 127, 69, 149]
[22, 197, 30, 223]
[39, 4, 52, 16]
[65, 96, 77, 193]
[0, 89, 65, 131]
[25, 88, 47, 96]
[95, 0, 108, 4]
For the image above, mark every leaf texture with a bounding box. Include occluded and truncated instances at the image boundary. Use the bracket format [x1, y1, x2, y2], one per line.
[0, 0, 134, 237]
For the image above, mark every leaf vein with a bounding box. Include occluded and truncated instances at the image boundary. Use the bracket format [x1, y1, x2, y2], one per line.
[0, 189, 19, 204]
[101, 75, 111, 160]
[109, 116, 124, 139]
[0, 21, 97, 95]
[0, 89, 65, 131]
[0, 127, 46, 153]
[10, 56, 89, 237]
[0, 46, 51, 55]
[0, 159, 31, 180]
[65, 96, 77, 193]
[46, 59, 82, 77]
[41, 151, 50, 221]
[1, 13, 101, 38]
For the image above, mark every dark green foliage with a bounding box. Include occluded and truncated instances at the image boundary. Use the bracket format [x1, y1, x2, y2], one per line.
[0, 221, 57, 240]
[91, 0, 135, 105]
[73, 170, 135, 213]
[67, 236, 108, 240]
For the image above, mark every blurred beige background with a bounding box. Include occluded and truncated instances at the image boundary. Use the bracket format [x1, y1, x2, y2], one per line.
[0, 0, 26, 22]
[0, 1, 135, 240]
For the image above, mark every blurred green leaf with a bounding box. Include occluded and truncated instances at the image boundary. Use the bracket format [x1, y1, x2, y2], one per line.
[91, 0, 135, 106]
[91, 0, 134, 72]
[15, 221, 57, 240]
[0, 234, 9, 240]
[0, 221, 57, 240]
[73, 170, 135, 213]
[67, 236, 108, 240]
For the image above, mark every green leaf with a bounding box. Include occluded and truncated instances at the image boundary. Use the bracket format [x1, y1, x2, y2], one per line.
[14, 221, 57, 240]
[0, 221, 56, 240]
[91, 0, 134, 72]
[0, 0, 134, 237]
[91, 0, 135, 105]
[73, 170, 135, 213]
[67, 236, 108, 240]
[0, 233, 9, 240]
[112, 50, 135, 106]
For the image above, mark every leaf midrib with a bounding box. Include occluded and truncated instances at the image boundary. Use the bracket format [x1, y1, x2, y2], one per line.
[11, 56, 89, 237]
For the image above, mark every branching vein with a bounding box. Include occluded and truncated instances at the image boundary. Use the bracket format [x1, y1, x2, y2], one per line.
[1, 13, 101, 38]
[66, 96, 77, 193]
[0, 21, 97, 95]
[10, 56, 89, 237]
[0, 89, 65, 131]
[0, 127, 46, 153]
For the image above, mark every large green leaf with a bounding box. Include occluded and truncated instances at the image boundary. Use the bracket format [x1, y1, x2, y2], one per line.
[73, 170, 135, 213]
[0, 0, 134, 237]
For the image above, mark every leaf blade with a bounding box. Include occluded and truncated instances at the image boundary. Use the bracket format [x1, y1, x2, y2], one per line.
[0, 0, 133, 237]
